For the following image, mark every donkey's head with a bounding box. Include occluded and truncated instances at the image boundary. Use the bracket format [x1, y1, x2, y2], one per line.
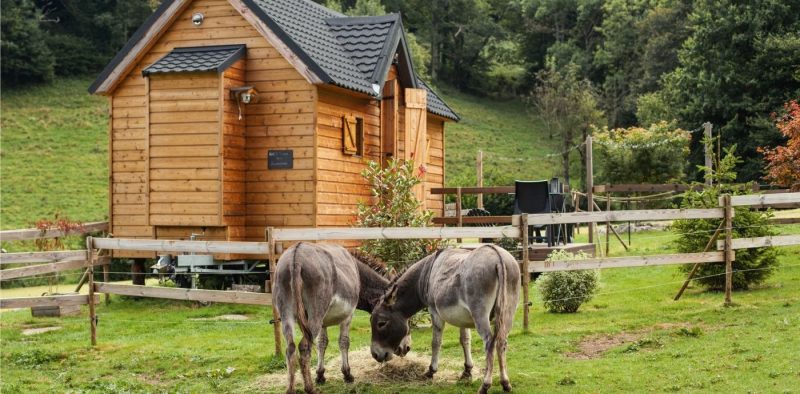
[370, 284, 412, 362]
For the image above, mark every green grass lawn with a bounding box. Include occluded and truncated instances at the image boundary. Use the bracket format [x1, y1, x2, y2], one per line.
[1, 229, 798, 393]
[0, 78, 109, 229]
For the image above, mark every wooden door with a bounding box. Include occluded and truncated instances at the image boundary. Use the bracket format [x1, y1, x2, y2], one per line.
[404, 88, 428, 207]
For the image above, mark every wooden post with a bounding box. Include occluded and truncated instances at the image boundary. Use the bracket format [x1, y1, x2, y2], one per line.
[102, 253, 110, 305]
[723, 194, 733, 305]
[605, 194, 611, 256]
[476, 151, 484, 209]
[704, 122, 713, 186]
[674, 223, 724, 301]
[86, 236, 97, 346]
[456, 187, 463, 243]
[267, 228, 282, 356]
[520, 214, 530, 331]
[586, 136, 594, 244]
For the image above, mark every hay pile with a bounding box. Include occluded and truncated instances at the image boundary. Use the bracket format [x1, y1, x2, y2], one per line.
[253, 347, 463, 391]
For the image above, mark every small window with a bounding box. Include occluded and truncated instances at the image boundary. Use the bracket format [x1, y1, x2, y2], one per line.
[342, 115, 364, 156]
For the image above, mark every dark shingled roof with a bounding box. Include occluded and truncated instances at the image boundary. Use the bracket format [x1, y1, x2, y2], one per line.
[142, 45, 245, 75]
[90, 0, 459, 121]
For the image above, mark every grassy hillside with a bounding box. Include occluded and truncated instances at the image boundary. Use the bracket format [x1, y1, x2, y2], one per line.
[438, 85, 561, 187]
[0, 78, 558, 229]
[1, 78, 109, 229]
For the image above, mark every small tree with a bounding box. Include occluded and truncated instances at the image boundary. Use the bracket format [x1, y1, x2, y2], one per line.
[537, 250, 598, 313]
[593, 121, 690, 185]
[760, 100, 800, 191]
[356, 160, 441, 270]
[672, 147, 779, 290]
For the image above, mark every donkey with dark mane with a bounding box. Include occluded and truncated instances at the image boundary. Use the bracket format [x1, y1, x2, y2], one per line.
[273, 242, 391, 394]
[370, 245, 520, 394]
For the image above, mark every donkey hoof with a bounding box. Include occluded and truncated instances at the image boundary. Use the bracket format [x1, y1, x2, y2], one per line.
[502, 380, 513, 392]
[478, 382, 491, 394]
[459, 370, 472, 380]
[315, 372, 326, 385]
[424, 367, 436, 379]
[343, 372, 355, 384]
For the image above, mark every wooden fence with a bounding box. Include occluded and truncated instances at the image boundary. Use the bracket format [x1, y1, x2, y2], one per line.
[4, 193, 798, 355]
[1, 221, 110, 309]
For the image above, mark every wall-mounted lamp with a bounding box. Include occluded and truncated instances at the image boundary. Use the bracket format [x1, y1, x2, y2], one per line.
[230, 86, 258, 120]
[192, 12, 204, 26]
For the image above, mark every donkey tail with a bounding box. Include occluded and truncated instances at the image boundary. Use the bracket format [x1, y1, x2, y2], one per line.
[490, 245, 510, 345]
[289, 243, 313, 341]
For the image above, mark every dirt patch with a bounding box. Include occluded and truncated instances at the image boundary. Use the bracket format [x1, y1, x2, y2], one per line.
[252, 347, 462, 390]
[566, 322, 704, 360]
[566, 332, 643, 360]
[189, 314, 249, 321]
[21, 326, 62, 336]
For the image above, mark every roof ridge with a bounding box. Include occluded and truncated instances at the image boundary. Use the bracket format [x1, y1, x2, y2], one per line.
[326, 13, 401, 25]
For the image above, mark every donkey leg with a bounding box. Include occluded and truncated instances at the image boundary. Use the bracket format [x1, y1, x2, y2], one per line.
[459, 328, 474, 380]
[425, 311, 445, 379]
[497, 334, 511, 392]
[338, 315, 355, 383]
[473, 316, 496, 394]
[298, 334, 318, 394]
[281, 318, 298, 394]
[315, 328, 328, 384]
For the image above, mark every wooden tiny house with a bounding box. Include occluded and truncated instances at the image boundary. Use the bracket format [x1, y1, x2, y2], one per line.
[90, 0, 458, 258]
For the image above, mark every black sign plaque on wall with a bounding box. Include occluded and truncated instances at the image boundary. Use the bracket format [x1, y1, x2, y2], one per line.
[268, 150, 293, 169]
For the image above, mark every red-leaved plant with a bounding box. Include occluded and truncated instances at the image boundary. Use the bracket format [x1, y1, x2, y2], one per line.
[760, 100, 800, 191]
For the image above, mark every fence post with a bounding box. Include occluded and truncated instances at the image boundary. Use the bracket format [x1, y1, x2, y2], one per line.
[723, 194, 733, 305]
[586, 135, 594, 244]
[102, 252, 110, 305]
[605, 194, 611, 256]
[86, 236, 97, 346]
[267, 228, 282, 357]
[476, 151, 484, 209]
[520, 214, 530, 332]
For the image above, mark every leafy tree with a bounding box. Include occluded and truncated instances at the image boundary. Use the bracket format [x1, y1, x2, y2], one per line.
[657, 0, 800, 181]
[760, 100, 800, 190]
[593, 121, 690, 184]
[672, 147, 779, 290]
[356, 160, 442, 271]
[1, 0, 55, 85]
[532, 62, 603, 188]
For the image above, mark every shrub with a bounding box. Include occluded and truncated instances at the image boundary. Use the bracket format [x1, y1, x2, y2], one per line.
[537, 250, 598, 313]
[593, 121, 690, 185]
[672, 147, 779, 290]
[356, 159, 443, 270]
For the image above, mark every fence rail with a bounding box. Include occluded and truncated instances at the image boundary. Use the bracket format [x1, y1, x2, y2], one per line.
[0, 256, 109, 281]
[717, 234, 800, 250]
[92, 238, 268, 254]
[0, 294, 99, 309]
[0, 250, 88, 265]
[0, 221, 108, 242]
[93, 282, 271, 305]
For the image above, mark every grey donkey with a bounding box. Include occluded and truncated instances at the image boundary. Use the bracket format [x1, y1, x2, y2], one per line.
[369, 245, 520, 394]
[273, 242, 391, 394]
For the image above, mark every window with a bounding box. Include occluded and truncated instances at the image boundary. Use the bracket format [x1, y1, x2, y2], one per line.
[342, 115, 364, 156]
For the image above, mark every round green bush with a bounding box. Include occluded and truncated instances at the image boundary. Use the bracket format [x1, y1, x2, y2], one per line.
[537, 251, 598, 313]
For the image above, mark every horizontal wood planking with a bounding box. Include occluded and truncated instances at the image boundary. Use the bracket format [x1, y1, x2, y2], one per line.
[433, 216, 515, 225]
[770, 217, 800, 225]
[0, 294, 100, 309]
[724, 192, 800, 208]
[92, 237, 268, 254]
[0, 250, 87, 264]
[94, 282, 271, 305]
[271, 226, 522, 241]
[525, 208, 726, 225]
[1, 257, 110, 281]
[529, 252, 729, 272]
[0, 222, 108, 241]
[431, 186, 515, 195]
[717, 235, 800, 250]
